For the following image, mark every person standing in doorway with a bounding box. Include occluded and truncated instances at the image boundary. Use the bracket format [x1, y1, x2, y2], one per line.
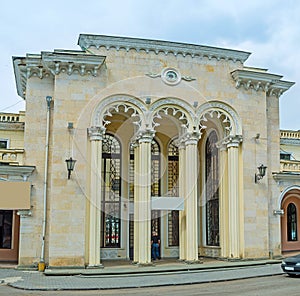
[151, 230, 160, 260]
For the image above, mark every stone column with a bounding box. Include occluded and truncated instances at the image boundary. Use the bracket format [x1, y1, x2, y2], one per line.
[178, 142, 186, 260]
[133, 142, 140, 263]
[226, 136, 242, 258]
[87, 126, 105, 267]
[134, 130, 154, 265]
[219, 144, 229, 258]
[185, 133, 200, 262]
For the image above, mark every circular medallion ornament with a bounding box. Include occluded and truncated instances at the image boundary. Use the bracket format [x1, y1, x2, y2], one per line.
[161, 68, 181, 85]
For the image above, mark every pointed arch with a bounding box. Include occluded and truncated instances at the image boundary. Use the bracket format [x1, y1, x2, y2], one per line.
[149, 97, 196, 131]
[91, 95, 147, 128]
[196, 101, 242, 136]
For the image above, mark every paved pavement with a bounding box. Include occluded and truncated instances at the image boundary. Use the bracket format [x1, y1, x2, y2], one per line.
[0, 258, 284, 291]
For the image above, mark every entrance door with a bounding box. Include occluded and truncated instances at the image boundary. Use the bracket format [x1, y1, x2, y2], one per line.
[281, 191, 300, 252]
[0, 210, 20, 262]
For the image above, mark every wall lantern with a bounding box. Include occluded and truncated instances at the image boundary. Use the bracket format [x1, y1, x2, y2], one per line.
[255, 164, 267, 183]
[65, 157, 76, 179]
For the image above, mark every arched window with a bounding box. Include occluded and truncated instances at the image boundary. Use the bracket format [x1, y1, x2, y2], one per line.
[167, 139, 179, 246]
[205, 130, 219, 246]
[287, 203, 297, 241]
[151, 139, 161, 234]
[101, 134, 121, 248]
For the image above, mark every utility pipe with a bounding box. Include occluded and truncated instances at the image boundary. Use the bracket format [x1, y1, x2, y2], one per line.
[39, 96, 52, 271]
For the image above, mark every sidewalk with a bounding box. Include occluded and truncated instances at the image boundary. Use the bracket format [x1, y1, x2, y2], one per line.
[0, 258, 284, 291]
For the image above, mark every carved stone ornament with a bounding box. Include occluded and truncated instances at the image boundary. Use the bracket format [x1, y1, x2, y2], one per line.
[146, 67, 195, 86]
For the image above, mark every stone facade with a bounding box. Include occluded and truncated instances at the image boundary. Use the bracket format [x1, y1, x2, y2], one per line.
[12, 34, 295, 268]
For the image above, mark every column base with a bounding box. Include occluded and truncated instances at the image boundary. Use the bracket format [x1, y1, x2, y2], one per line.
[86, 264, 104, 269]
[185, 259, 203, 264]
[137, 262, 155, 267]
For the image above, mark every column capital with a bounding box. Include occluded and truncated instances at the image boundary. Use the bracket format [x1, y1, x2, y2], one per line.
[137, 129, 155, 144]
[88, 126, 106, 141]
[183, 131, 201, 146]
[222, 135, 243, 148]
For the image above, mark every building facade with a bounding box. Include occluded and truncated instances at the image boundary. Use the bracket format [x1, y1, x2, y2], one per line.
[11, 34, 295, 268]
[0, 112, 34, 262]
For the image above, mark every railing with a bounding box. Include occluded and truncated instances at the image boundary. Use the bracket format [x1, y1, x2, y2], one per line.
[280, 160, 300, 172]
[0, 112, 25, 123]
[0, 148, 24, 165]
[280, 130, 300, 139]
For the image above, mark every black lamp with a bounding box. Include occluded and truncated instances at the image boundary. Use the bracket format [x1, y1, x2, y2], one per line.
[255, 164, 267, 183]
[65, 157, 76, 179]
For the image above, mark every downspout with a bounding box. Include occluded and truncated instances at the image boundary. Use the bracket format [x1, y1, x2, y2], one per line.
[39, 95, 52, 271]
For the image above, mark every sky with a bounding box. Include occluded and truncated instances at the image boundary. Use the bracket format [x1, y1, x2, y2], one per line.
[0, 0, 299, 130]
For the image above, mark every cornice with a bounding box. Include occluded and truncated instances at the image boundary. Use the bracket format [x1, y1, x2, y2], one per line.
[273, 172, 300, 182]
[280, 138, 300, 145]
[231, 69, 295, 97]
[0, 165, 35, 177]
[78, 34, 251, 63]
[13, 51, 106, 99]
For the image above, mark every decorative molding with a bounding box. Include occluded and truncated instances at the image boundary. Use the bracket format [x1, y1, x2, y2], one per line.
[78, 34, 251, 63]
[13, 51, 106, 99]
[231, 69, 295, 97]
[146, 67, 196, 86]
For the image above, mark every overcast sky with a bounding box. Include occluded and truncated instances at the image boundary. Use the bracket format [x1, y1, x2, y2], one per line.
[0, 0, 299, 129]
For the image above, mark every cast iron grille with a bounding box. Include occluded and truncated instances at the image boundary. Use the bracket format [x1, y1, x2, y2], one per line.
[167, 139, 179, 246]
[101, 134, 121, 248]
[205, 130, 220, 246]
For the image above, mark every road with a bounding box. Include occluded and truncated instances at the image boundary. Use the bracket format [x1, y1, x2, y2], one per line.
[0, 274, 300, 296]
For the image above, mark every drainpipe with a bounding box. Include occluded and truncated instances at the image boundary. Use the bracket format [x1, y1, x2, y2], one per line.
[39, 96, 52, 271]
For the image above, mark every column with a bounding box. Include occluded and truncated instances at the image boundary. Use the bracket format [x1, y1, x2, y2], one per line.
[134, 130, 154, 265]
[87, 126, 105, 267]
[219, 145, 229, 258]
[227, 136, 242, 258]
[133, 142, 139, 263]
[178, 142, 186, 260]
[185, 133, 200, 262]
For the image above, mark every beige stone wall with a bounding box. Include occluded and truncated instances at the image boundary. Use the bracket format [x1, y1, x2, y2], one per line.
[17, 38, 292, 266]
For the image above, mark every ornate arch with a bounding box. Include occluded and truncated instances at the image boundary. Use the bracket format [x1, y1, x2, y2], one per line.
[278, 185, 300, 210]
[149, 97, 196, 131]
[91, 95, 147, 128]
[196, 101, 242, 136]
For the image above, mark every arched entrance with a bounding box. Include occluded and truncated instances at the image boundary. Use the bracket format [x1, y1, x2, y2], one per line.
[281, 188, 300, 253]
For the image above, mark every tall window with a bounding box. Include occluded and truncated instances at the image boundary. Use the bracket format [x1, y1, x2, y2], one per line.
[167, 139, 179, 246]
[205, 131, 219, 246]
[287, 203, 297, 241]
[0, 210, 13, 249]
[151, 139, 161, 234]
[101, 134, 121, 248]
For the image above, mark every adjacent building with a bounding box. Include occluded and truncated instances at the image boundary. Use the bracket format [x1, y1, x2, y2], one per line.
[5, 34, 297, 268]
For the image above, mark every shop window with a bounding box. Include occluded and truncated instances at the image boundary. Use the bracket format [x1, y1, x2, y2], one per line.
[0, 210, 13, 249]
[287, 203, 297, 241]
